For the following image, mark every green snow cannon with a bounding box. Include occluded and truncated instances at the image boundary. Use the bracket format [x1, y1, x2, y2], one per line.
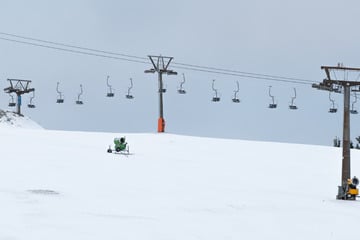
[107, 137, 129, 155]
[114, 137, 127, 152]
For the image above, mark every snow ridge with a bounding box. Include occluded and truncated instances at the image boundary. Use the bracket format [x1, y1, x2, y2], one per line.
[0, 109, 43, 129]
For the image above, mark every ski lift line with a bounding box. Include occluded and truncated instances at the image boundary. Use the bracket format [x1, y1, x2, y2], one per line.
[0, 32, 317, 82]
[172, 65, 313, 85]
[172, 62, 315, 83]
[0, 31, 148, 61]
[0, 32, 317, 86]
[0, 31, 315, 84]
[0, 37, 150, 65]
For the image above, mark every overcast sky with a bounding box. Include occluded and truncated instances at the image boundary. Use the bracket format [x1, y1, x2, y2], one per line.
[1, 0, 360, 146]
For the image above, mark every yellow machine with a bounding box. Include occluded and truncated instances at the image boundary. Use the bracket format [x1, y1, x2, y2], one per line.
[338, 177, 359, 200]
[347, 178, 359, 197]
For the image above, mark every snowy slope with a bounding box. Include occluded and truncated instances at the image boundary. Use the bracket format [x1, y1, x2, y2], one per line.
[0, 110, 43, 129]
[1, 127, 360, 240]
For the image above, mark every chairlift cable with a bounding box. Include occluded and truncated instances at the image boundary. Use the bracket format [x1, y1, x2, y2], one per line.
[172, 62, 314, 84]
[0, 32, 316, 86]
[0, 31, 147, 61]
[0, 37, 149, 65]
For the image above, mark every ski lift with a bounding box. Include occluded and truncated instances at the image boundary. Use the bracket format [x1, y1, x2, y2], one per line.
[289, 88, 298, 110]
[232, 81, 240, 103]
[211, 79, 220, 102]
[351, 93, 358, 114]
[106, 76, 114, 97]
[8, 93, 16, 107]
[160, 83, 167, 93]
[329, 92, 337, 113]
[76, 84, 84, 105]
[177, 73, 186, 94]
[126, 78, 134, 99]
[56, 82, 64, 103]
[27, 91, 36, 108]
[268, 86, 277, 108]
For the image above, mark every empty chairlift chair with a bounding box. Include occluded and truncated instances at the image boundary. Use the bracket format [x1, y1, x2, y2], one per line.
[289, 88, 298, 110]
[160, 84, 167, 93]
[56, 82, 64, 103]
[126, 78, 134, 99]
[268, 86, 277, 109]
[329, 92, 337, 113]
[27, 91, 36, 108]
[177, 73, 187, 94]
[8, 94, 16, 107]
[76, 84, 84, 105]
[232, 81, 240, 103]
[211, 79, 220, 102]
[351, 93, 358, 114]
[106, 76, 114, 97]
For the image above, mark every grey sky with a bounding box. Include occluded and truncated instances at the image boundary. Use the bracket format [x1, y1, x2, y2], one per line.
[0, 0, 359, 145]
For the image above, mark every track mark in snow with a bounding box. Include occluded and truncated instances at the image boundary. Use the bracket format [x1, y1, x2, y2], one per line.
[86, 212, 156, 221]
[27, 189, 59, 195]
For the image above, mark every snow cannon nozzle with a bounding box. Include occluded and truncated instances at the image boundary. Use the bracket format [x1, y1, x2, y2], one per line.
[352, 176, 359, 186]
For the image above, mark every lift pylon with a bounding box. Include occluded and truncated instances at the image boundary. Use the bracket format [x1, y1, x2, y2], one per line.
[3, 78, 35, 115]
[313, 65, 360, 200]
[144, 55, 177, 133]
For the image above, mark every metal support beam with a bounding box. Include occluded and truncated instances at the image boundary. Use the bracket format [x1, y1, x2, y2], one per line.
[3, 79, 34, 116]
[158, 70, 165, 132]
[313, 65, 360, 200]
[144, 55, 177, 133]
[342, 85, 351, 185]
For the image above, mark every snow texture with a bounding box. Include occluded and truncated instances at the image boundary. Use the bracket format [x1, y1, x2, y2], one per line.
[0, 125, 360, 239]
[0, 110, 44, 129]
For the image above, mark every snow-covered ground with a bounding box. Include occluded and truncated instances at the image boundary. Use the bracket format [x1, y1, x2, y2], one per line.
[0, 110, 43, 129]
[1, 115, 360, 239]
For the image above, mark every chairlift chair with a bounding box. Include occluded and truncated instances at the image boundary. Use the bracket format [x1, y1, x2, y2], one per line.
[329, 107, 337, 113]
[329, 92, 337, 113]
[289, 88, 298, 110]
[8, 94, 16, 107]
[232, 81, 240, 103]
[177, 73, 187, 94]
[351, 92, 358, 114]
[27, 91, 36, 108]
[106, 76, 114, 97]
[56, 82, 64, 103]
[268, 86, 277, 109]
[76, 84, 84, 105]
[126, 78, 134, 99]
[160, 84, 167, 93]
[57, 98, 64, 103]
[211, 79, 221, 102]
